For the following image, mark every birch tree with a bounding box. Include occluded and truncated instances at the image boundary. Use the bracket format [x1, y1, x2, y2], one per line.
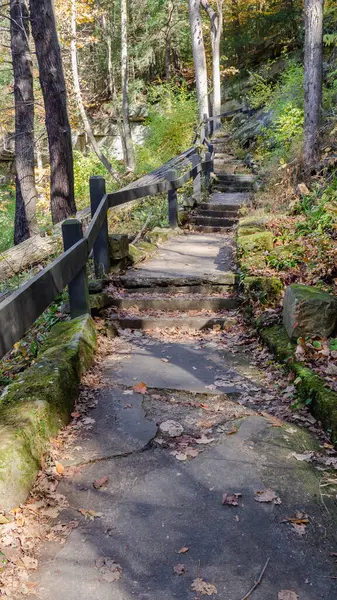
[10, 0, 38, 244]
[121, 0, 135, 171]
[303, 0, 324, 165]
[188, 0, 209, 124]
[201, 0, 223, 130]
[30, 0, 76, 224]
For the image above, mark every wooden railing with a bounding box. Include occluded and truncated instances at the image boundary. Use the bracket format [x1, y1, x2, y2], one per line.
[0, 145, 214, 359]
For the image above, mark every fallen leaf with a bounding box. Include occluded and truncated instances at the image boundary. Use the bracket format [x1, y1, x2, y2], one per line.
[133, 382, 147, 394]
[292, 451, 314, 462]
[96, 557, 123, 582]
[173, 563, 186, 575]
[278, 591, 299, 600]
[161, 358, 170, 363]
[55, 462, 65, 475]
[254, 489, 281, 504]
[199, 419, 214, 429]
[222, 492, 242, 506]
[196, 435, 215, 445]
[78, 509, 102, 520]
[93, 476, 109, 489]
[185, 447, 199, 458]
[21, 555, 38, 570]
[175, 452, 188, 461]
[122, 390, 133, 395]
[226, 426, 238, 436]
[0, 515, 10, 524]
[177, 546, 189, 554]
[260, 412, 284, 427]
[191, 577, 217, 595]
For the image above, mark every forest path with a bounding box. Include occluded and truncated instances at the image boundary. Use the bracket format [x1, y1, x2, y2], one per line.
[33, 143, 337, 600]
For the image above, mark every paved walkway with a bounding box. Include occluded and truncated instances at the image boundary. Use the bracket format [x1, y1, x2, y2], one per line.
[34, 227, 337, 600]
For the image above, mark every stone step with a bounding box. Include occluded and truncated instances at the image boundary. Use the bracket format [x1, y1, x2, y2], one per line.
[187, 225, 233, 234]
[111, 315, 231, 330]
[215, 174, 256, 184]
[118, 272, 237, 289]
[195, 209, 239, 219]
[198, 202, 240, 213]
[120, 283, 231, 295]
[189, 216, 237, 227]
[109, 296, 237, 311]
[213, 183, 253, 193]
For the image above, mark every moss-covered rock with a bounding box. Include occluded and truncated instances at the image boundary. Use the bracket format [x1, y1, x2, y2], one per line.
[238, 231, 274, 253]
[243, 276, 283, 303]
[128, 244, 146, 265]
[259, 324, 337, 442]
[283, 284, 337, 340]
[0, 314, 97, 510]
[109, 234, 129, 260]
[238, 216, 268, 236]
[240, 252, 268, 271]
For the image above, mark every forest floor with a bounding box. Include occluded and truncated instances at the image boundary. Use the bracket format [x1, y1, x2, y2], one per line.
[1, 228, 337, 600]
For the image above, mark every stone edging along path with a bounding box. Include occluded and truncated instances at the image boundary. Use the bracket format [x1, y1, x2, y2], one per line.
[0, 315, 97, 510]
[237, 214, 337, 443]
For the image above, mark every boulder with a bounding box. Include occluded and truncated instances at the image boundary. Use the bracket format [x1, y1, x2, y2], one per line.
[283, 284, 337, 340]
[243, 276, 283, 304]
[109, 234, 129, 260]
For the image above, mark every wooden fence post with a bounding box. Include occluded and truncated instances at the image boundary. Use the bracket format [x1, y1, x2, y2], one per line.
[204, 151, 213, 191]
[191, 153, 201, 205]
[166, 169, 178, 228]
[90, 176, 110, 277]
[62, 219, 90, 319]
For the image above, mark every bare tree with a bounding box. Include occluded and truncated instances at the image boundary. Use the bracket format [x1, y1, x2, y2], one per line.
[304, 0, 324, 165]
[188, 0, 209, 123]
[201, 0, 223, 130]
[121, 0, 135, 171]
[71, 0, 120, 182]
[30, 0, 76, 224]
[10, 0, 38, 244]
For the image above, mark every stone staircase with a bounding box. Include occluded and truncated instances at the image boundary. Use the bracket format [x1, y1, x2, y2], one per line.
[107, 129, 253, 331]
[187, 131, 254, 233]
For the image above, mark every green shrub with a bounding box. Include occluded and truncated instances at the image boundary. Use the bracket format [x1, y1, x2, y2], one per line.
[135, 83, 197, 173]
[73, 150, 122, 210]
[0, 183, 15, 253]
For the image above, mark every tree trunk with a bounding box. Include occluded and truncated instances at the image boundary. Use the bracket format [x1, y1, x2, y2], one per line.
[188, 0, 209, 124]
[201, 0, 223, 130]
[30, 0, 76, 224]
[304, 0, 324, 166]
[121, 0, 135, 171]
[71, 0, 120, 182]
[10, 0, 38, 244]
[165, 0, 175, 83]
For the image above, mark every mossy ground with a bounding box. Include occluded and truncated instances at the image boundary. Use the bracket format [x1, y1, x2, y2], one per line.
[0, 315, 97, 510]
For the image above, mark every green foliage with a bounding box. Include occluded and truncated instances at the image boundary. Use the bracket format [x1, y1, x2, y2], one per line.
[246, 73, 275, 109]
[252, 61, 304, 163]
[295, 177, 337, 237]
[0, 182, 15, 253]
[73, 150, 121, 209]
[135, 84, 197, 172]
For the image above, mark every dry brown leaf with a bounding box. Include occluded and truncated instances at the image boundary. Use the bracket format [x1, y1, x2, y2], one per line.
[96, 557, 123, 582]
[93, 476, 109, 489]
[0, 515, 10, 524]
[21, 555, 38, 570]
[260, 412, 284, 427]
[222, 492, 242, 507]
[254, 488, 281, 504]
[173, 563, 186, 575]
[278, 591, 299, 600]
[196, 435, 215, 445]
[55, 462, 65, 475]
[185, 447, 199, 458]
[133, 382, 147, 394]
[177, 546, 189, 554]
[191, 577, 217, 595]
[78, 508, 102, 520]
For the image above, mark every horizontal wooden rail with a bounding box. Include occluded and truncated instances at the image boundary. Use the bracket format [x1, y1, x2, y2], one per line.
[0, 145, 214, 360]
[0, 239, 87, 357]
